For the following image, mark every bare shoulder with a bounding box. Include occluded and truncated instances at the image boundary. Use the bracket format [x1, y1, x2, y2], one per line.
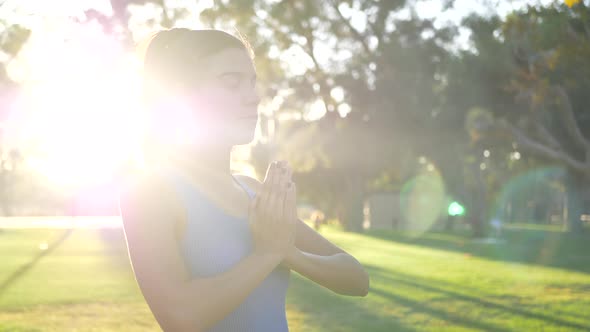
[117, 170, 192, 330]
[118, 170, 184, 225]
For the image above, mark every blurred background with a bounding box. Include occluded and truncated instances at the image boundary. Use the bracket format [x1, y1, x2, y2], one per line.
[0, 0, 589, 331]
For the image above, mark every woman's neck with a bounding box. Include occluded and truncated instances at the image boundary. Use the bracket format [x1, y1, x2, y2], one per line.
[165, 144, 237, 190]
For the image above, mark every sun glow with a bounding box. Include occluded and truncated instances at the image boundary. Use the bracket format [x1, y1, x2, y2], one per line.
[7, 20, 145, 187]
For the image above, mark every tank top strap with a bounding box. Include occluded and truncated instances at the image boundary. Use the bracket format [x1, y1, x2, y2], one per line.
[230, 174, 257, 200]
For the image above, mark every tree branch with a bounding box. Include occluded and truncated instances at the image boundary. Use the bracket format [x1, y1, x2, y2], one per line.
[329, 0, 371, 54]
[529, 103, 563, 151]
[533, 120, 563, 151]
[551, 85, 590, 155]
[293, 18, 336, 116]
[500, 121, 589, 177]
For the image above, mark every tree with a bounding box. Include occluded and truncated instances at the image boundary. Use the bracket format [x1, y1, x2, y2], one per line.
[200, 0, 463, 231]
[443, 2, 590, 232]
[498, 3, 590, 231]
[0, 21, 30, 215]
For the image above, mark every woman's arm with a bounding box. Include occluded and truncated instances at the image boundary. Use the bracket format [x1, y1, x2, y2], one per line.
[235, 174, 370, 297]
[119, 175, 282, 332]
[284, 219, 370, 297]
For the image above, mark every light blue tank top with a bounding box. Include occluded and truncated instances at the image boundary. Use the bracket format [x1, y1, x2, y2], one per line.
[157, 168, 291, 332]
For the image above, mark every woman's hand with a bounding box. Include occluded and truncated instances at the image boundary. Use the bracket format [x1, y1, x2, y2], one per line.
[248, 161, 296, 259]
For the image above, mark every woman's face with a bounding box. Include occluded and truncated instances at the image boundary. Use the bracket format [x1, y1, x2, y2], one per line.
[183, 47, 260, 146]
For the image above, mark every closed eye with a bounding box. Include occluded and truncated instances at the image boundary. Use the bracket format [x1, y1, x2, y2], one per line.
[218, 72, 257, 90]
[218, 73, 242, 90]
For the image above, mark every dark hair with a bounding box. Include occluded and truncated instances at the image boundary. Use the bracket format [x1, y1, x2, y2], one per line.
[139, 28, 253, 101]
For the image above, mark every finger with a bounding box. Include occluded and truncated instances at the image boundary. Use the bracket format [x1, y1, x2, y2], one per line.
[262, 161, 277, 196]
[281, 182, 292, 225]
[268, 181, 282, 223]
[270, 161, 284, 196]
[271, 162, 282, 196]
[272, 170, 288, 226]
[263, 161, 276, 183]
[290, 182, 297, 226]
[264, 163, 278, 207]
[259, 163, 271, 202]
[284, 182, 295, 225]
[260, 161, 277, 212]
[279, 165, 289, 189]
[258, 169, 273, 228]
[281, 161, 290, 180]
[275, 187, 287, 228]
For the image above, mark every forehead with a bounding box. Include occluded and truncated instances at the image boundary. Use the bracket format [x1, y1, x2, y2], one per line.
[200, 48, 256, 76]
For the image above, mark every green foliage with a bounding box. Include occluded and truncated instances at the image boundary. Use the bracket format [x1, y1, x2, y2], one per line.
[0, 24, 30, 58]
[2, 0, 588, 232]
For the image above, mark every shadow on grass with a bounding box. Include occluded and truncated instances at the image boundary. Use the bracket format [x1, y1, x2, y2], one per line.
[365, 264, 590, 331]
[286, 273, 416, 332]
[0, 229, 75, 297]
[363, 227, 590, 274]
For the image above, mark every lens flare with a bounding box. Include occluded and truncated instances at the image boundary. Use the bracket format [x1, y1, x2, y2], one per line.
[490, 166, 570, 267]
[399, 170, 446, 235]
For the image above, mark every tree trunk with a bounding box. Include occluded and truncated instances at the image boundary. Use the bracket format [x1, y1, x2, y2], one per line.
[467, 157, 487, 238]
[0, 164, 12, 217]
[343, 194, 364, 232]
[563, 172, 585, 233]
[341, 174, 365, 232]
[444, 215, 455, 231]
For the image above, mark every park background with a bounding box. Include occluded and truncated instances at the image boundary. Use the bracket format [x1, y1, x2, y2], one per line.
[0, 0, 589, 331]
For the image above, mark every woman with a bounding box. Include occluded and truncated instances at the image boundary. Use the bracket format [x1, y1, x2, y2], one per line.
[118, 28, 369, 332]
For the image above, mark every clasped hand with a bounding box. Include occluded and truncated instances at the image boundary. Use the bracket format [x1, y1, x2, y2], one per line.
[248, 160, 297, 260]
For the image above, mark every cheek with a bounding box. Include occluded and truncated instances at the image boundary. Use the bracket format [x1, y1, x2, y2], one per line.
[190, 88, 239, 121]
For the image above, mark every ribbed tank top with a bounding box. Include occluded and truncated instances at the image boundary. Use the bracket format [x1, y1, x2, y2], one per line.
[157, 168, 291, 332]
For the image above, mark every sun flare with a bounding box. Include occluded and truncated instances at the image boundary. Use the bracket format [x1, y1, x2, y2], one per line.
[7, 21, 145, 187]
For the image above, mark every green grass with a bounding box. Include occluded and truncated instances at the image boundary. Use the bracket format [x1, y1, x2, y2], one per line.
[0, 224, 589, 331]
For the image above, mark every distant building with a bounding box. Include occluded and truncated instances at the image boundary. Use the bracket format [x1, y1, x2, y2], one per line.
[363, 190, 450, 231]
[363, 192, 402, 230]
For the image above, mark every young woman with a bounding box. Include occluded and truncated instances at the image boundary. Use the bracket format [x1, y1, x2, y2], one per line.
[118, 28, 369, 332]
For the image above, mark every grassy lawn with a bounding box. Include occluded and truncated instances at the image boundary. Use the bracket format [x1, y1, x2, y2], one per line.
[0, 223, 589, 331]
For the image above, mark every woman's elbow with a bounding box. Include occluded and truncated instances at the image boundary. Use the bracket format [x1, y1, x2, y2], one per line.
[353, 269, 370, 297]
[345, 255, 371, 297]
[334, 269, 370, 297]
[360, 270, 370, 297]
